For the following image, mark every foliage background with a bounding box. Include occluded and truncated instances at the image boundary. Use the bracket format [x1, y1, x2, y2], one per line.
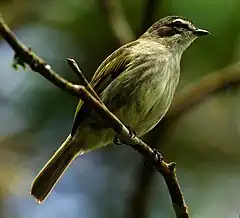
[1, 0, 240, 217]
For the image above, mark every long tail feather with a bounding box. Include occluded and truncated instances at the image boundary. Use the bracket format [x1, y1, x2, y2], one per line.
[30, 135, 77, 203]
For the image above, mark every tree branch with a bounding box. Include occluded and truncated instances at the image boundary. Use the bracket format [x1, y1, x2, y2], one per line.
[0, 14, 189, 218]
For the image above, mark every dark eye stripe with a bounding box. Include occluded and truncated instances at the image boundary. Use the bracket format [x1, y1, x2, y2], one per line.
[156, 26, 179, 37]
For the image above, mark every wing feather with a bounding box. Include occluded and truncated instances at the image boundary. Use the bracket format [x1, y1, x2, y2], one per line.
[71, 41, 139, 135]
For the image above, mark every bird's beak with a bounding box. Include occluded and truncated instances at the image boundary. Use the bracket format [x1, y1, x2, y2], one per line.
[194, 28, 210, 36]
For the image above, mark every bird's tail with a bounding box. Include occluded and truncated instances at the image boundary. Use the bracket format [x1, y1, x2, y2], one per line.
[30, 135, 77, 203]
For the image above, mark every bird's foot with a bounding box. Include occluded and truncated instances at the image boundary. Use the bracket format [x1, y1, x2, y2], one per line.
[113, 125, 136, 145]
[152, 148, 163, 162]
[144, 148, 163, 168]
[113, 135, 123, 145]
[126, 125, 136, 139]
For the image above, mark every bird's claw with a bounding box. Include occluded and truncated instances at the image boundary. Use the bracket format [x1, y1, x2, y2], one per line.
[126, 125, 136, 138]
[113, 125, 136, 145]
[144, 148, 163, 168]
[152, 148, 163, 162]
[113, 135, 123, 145]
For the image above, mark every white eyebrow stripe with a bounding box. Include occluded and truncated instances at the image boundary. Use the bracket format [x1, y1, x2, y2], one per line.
[173, 18, 196, 30]
[173, 18, 185, 23]
[173, 18, 190, 25]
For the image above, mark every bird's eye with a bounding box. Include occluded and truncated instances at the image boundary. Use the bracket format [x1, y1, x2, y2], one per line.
[173, 20, 188, 29]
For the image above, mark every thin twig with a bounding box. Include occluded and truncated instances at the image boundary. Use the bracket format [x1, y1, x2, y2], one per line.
[67, 58, 87, 84]
[67, 58, 102, 103]
[0, 14, 189, 218]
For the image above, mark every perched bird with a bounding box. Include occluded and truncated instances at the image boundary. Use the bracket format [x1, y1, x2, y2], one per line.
[31, 15, 210, 203]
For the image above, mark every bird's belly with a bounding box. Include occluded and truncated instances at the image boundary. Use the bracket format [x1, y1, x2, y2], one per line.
[112, 78, 176, 137]
[135, 89, 173, 136]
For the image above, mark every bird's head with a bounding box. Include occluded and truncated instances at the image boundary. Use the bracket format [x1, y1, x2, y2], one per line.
[141, 16, 210, 53]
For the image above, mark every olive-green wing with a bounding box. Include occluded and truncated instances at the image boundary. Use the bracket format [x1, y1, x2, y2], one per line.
[71, 41, 138, 135]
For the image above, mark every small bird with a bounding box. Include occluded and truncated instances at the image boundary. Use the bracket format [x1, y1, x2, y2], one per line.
[31, 15, 209, 203]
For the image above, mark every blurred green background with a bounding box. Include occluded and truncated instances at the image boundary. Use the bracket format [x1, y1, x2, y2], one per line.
[1, 0, 240, 217]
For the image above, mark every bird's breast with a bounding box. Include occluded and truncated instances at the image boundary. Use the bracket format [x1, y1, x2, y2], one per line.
[132, 61, 180, 135]
[102, 57, 179, 136]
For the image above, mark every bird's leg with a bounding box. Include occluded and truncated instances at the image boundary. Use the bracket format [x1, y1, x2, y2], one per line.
[113, 125, 136, 145]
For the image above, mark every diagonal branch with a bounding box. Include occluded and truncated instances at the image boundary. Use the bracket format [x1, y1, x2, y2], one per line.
[0, 14, 189, 218]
